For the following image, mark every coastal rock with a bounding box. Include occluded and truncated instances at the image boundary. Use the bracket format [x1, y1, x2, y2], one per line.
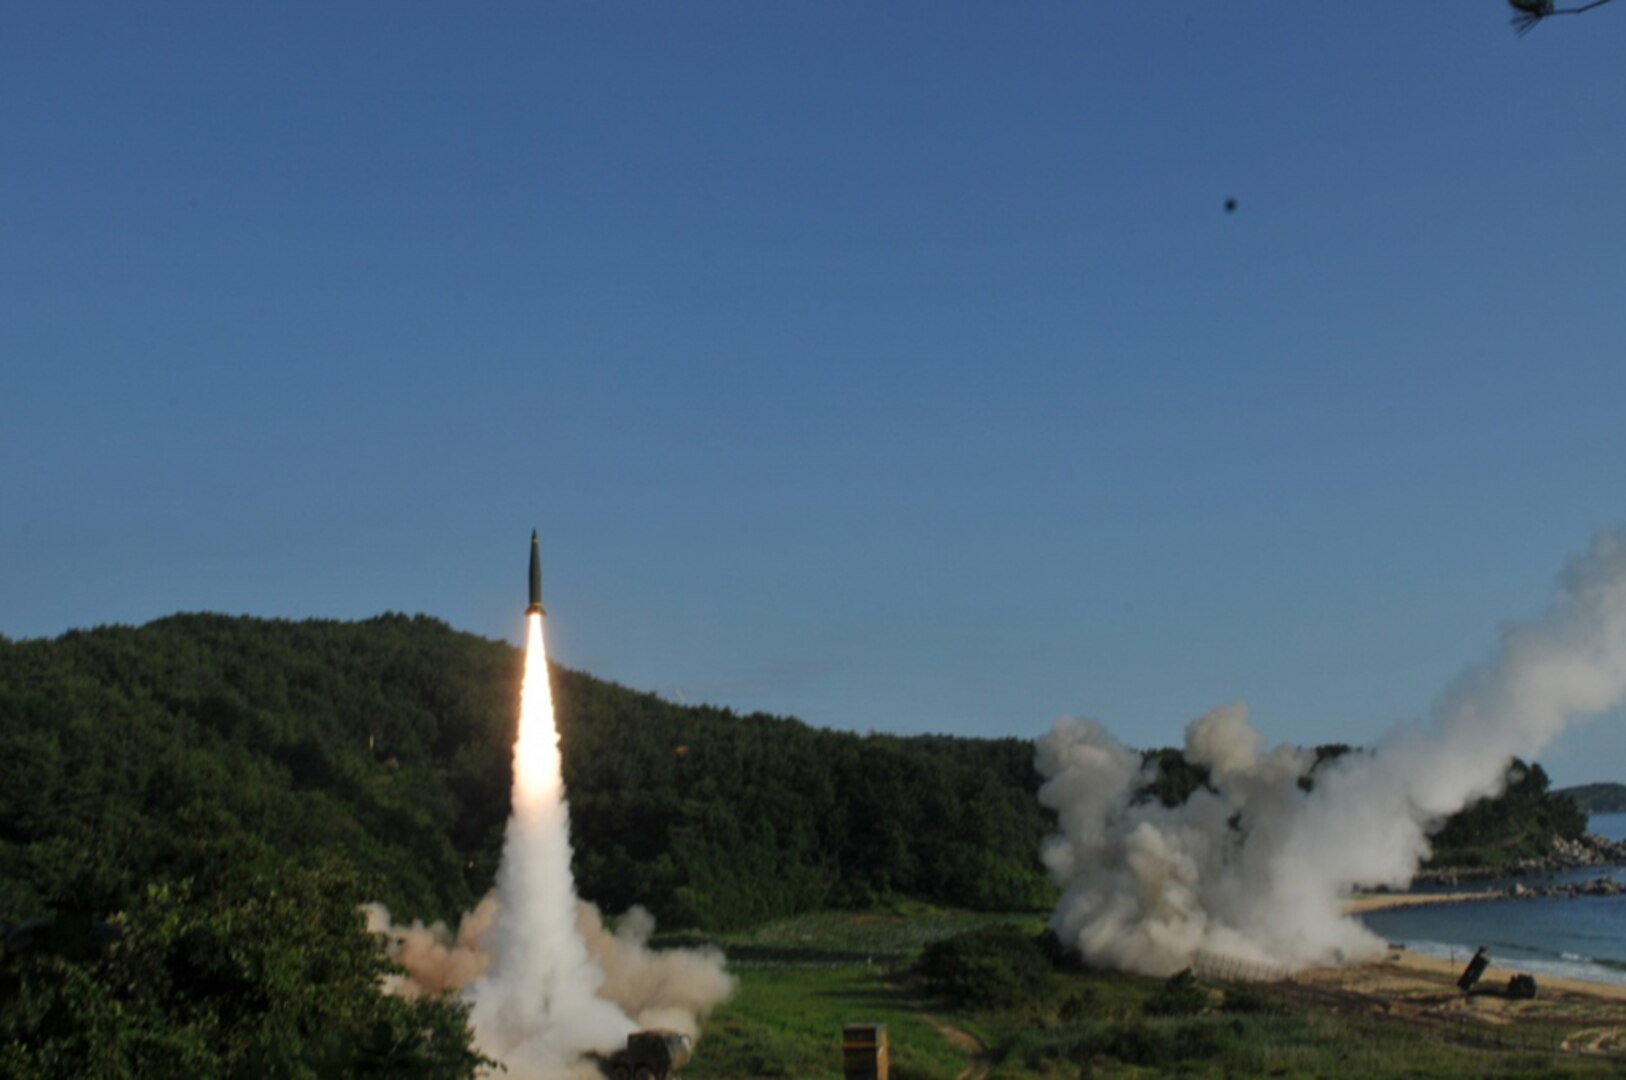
[1577, 876, 1625, 897]
[1412, 831, 1625, 887]
[1501, 875, 1625, 901]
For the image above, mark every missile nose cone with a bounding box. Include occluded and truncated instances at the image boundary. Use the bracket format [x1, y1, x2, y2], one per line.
[527, 530, 545, 615]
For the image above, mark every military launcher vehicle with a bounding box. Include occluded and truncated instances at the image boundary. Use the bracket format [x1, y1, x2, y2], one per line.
[1458, 946, 1490, 993]
[590, 1030, 692, 1080]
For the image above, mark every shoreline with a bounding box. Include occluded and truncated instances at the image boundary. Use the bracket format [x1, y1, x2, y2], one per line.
[1412, 832, 1626, 888]
[1347, 870, 1625, 915]
[1305, 949, 1626, 1004]
[1343, 882, 1626, 996]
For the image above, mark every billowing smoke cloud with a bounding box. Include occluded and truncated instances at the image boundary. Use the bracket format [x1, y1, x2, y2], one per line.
[368, 613, 733, 1078]
[365, 899, 733, 1053]
[1039, 531, 1626, 976]
[364, 895, 500, 999]
[578, 904, 736, 1040]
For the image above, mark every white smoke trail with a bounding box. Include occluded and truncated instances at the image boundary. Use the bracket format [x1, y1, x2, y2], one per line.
[369, 612, 733, 1079]
[465, 613, 636, 1072]
[1039, 531, 1626, 976]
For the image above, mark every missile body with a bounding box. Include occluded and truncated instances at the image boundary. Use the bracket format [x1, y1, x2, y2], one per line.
[527, 530, 545, 615]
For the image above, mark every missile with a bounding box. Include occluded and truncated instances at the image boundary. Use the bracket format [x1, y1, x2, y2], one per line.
[527, 530, 545, 615]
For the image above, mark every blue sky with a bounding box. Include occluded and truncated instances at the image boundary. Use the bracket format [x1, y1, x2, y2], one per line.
[4, 4, 1624, 785]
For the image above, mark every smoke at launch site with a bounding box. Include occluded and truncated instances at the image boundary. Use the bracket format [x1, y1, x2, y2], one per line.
[1038, 530, 1626, 977]
[369, 610, 732, 1079]
[365, 899, 733, 1068]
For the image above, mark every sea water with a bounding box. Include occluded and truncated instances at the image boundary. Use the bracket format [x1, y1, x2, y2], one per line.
[1592, 811, 1626, 843]
[1359, 813, 1626, 987]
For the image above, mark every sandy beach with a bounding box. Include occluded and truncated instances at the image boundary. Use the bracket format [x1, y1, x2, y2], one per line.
[1327, 887, 1626, 1030]
[1282, 891, 1626, 1059]
[1289, 948, 1626, 1058]
[1304, 947, 1626, 1005]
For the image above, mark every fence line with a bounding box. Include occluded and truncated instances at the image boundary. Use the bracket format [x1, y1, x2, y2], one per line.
[1191, 950, 1293, 984]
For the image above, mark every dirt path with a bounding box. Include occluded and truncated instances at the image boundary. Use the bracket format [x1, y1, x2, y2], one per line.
[1561, 1026, 1626, 1054]
[881, 980, 990, 1080]
[919, 1013, 988, 1080]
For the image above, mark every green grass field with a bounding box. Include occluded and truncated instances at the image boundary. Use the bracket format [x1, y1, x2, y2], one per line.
[668, 909, 1625, 1079]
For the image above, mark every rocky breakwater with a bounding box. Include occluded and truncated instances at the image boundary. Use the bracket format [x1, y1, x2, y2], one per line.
[1416, 832, 1626, 887]
[1504, 874, 1626, 901]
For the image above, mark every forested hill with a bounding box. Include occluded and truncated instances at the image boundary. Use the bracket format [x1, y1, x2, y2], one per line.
[0, 613, 1588, 937]
[0, 614, 1594, 1074]
[0, 613, 1053, 932]
[1556, 782, 1626, 814]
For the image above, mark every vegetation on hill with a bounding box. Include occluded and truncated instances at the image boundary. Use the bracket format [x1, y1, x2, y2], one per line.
[1555, 781, 1626, 815]
[1423, 761, 1586, 867]
[0, 612, 1597, 1073]
[0, 613, 1053, 935]
[0, 613, 1053, 1072]
[561, 675, 1054, 927]
[0, 614, 517, 1075]
[1, 859, 489, 1079]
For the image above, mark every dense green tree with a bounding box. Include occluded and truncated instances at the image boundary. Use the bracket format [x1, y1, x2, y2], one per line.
[915, 927, 1053, 1010]
[0, 859, 488, 1078]
[1427, 760, 1587, 866]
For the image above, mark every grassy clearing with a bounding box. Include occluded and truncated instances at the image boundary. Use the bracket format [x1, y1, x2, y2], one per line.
[977, 1008, 1618, 1078]
[673, 909, 1625, 1078]
[706, 903, 1046, 966]
[971, 964, 1624, 1078]
[680, 965, 966, 1079]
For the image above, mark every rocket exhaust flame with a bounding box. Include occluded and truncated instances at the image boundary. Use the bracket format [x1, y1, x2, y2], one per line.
[367, 536, 733, 1079]
[467, 609, 636, 1066]
[511, 613, 562, 812]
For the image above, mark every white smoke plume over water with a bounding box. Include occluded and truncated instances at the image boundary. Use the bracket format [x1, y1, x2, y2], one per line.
[368, 613, 733, 1079]
[1038, 531, 1626, 976]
